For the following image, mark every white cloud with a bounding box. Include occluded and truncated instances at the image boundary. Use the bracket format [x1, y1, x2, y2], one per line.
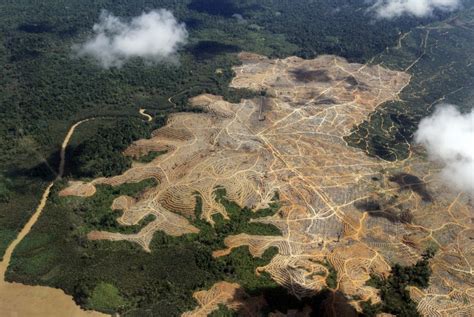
[370, 0, 461, 18]
[415, 105, 474, 195]
[75, 9, 188, 68]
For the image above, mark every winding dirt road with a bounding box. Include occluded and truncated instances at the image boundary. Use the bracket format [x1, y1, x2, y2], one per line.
[0, 119, 107, 317]
[139, 108, 152, 122]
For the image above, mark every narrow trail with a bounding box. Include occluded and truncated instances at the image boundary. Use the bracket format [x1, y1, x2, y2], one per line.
[0, 118, 107, 317]
[139, 108, 153, 122]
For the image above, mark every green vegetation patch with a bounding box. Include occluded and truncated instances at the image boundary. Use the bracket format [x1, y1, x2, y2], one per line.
[323, 260, 338, 290]
[362, 247, 437, 317]
[0, 175, 13, 203]
[0, 177, 48, 261]
[209, 304, 237, 317]
[188, 0, 447, 62]
[62, 178, 158, 234]
[87, 282, 127, 313]
[70, 118, 156, 178]
[0, 229, 17, 260]
[7, 184, 282, 316]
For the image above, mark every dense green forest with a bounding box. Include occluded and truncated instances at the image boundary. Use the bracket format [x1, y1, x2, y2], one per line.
[189, 0, 448, 61]
[70, 118, 156, 178]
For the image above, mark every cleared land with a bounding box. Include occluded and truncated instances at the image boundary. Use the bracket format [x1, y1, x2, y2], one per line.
[183, 281, 266, 317]
[62, 53, 473, 316]
[61, 52, 472, 316]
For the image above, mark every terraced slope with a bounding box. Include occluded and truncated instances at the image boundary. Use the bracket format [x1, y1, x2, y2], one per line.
[32, 11, 474, 313]
[62, 52, 472, 315]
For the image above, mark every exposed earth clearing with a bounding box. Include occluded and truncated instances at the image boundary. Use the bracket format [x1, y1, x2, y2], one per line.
[183, 281, 266, 317]
[59, 180, 97, 197]
[63, 53, 473, 316]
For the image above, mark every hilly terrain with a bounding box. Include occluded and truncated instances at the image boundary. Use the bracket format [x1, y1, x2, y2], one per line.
[0, 1, 472, 317]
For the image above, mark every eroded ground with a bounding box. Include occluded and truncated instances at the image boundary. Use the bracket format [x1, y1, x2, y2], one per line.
[182, 281, 266, 317]
[62, 53, 473, 316]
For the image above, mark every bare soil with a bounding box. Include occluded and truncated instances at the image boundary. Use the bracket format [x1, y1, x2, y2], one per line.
[63, 54, 473, 316]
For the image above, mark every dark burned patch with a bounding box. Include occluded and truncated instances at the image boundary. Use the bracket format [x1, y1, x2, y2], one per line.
[355, 199, 399, 223]
[290, 69, 331, 83]
[368, 208, 413, 224]
[345, 75, 359, 86]
[354, 200, 381, 212]
[261, 96, 273, 112]
[344, 75, 369, 91]
[400, 210, 414, 223]
[314, 97, 337, 105]
[355, 199, 414, 224]
[390, 173, 432, 202]
[368, 210, 400, 223]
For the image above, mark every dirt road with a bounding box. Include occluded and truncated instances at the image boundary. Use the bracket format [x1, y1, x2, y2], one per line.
[139, 108, 152, 122]
[0, 119, 107, 317]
